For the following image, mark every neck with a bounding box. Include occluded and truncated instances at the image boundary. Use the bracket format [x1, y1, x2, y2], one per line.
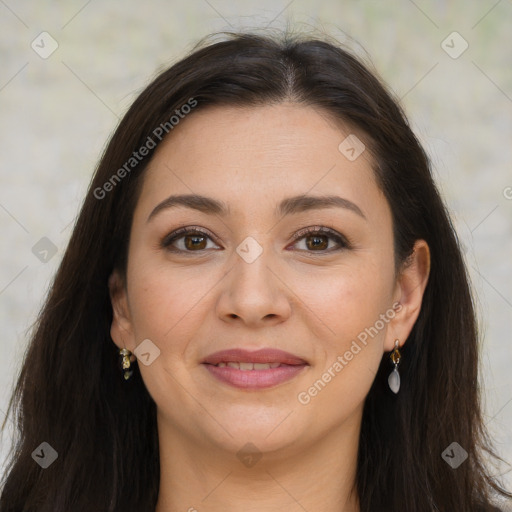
[154, 411, 361, 512]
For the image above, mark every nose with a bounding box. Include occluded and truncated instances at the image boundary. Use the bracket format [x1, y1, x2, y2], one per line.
[216, 250, 292, 327]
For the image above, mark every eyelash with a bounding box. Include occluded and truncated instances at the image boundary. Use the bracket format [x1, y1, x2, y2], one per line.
[160, 225, 351, 255]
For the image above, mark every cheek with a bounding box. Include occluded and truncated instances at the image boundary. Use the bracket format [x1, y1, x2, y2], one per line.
[296, 267, 390, 423]
[125, 254, 186, 339]
[306, 257, 393, 344]
[125, 254, 221, 344]
[303, 257, 393, 394]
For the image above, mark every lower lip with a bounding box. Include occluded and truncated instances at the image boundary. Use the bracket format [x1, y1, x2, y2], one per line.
[202, 363, 308, 389]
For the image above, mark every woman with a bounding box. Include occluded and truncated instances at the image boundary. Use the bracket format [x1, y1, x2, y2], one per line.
[1, 29, 510, 511]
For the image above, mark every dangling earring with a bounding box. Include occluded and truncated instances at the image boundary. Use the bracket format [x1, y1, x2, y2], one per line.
[119, 348, 134, 380]
[388, 339, 401, 394]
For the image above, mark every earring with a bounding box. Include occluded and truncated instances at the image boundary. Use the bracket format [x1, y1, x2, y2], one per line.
[119, 348, 134, 380]
[388, 339, 401, 394]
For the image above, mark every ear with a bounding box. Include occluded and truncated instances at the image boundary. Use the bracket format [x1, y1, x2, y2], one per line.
[385, 239, 431, 351]
[108, 269, 136, 352]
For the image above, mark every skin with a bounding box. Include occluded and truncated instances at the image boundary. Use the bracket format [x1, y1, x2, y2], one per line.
[109, 102, 430, 512]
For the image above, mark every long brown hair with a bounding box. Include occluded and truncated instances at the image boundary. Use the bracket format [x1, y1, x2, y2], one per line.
[1, 28, 510, 512]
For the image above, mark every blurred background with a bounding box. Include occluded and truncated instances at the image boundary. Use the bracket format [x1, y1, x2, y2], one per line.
[1, 0, 511, 493]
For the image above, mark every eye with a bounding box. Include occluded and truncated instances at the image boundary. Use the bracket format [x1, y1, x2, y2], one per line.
[289, 226, 350, 253]
[161, 227, 220, 253]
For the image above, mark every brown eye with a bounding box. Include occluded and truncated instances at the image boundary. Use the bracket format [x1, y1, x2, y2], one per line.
[291, 227, 349, 253]
[161, 228, 219, 253]
[184, 234, 207, 250]
[304, 234, 329, 250]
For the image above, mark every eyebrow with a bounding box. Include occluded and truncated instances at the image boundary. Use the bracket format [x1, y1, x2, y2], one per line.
[147, 193, 366, 223]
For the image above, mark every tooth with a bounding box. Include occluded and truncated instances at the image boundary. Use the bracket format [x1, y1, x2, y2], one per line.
[217, 361, 283, 369]
[253, 363, 271, 370]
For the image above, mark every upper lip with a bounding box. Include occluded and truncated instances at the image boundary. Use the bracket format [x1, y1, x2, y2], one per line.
[202, 348, 308, 366]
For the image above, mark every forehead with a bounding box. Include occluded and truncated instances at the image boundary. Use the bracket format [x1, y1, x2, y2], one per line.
[136, 102, 387, 225]
[149, 102, 365, 164]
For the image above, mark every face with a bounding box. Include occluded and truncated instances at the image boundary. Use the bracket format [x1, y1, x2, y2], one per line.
[109, 102, 429, 458]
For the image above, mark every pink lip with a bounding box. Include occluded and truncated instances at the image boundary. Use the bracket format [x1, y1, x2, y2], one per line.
[201, 348, 309, 390]
[203, 363, 308, 389]
[202, 348, 307, 366]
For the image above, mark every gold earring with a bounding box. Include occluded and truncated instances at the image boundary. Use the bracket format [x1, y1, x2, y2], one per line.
[388, 339, 401, 394]
[119, 348, 134, 380]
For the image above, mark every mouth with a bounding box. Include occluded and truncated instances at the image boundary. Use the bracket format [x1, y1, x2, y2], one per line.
[201, 348, 309, 389]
